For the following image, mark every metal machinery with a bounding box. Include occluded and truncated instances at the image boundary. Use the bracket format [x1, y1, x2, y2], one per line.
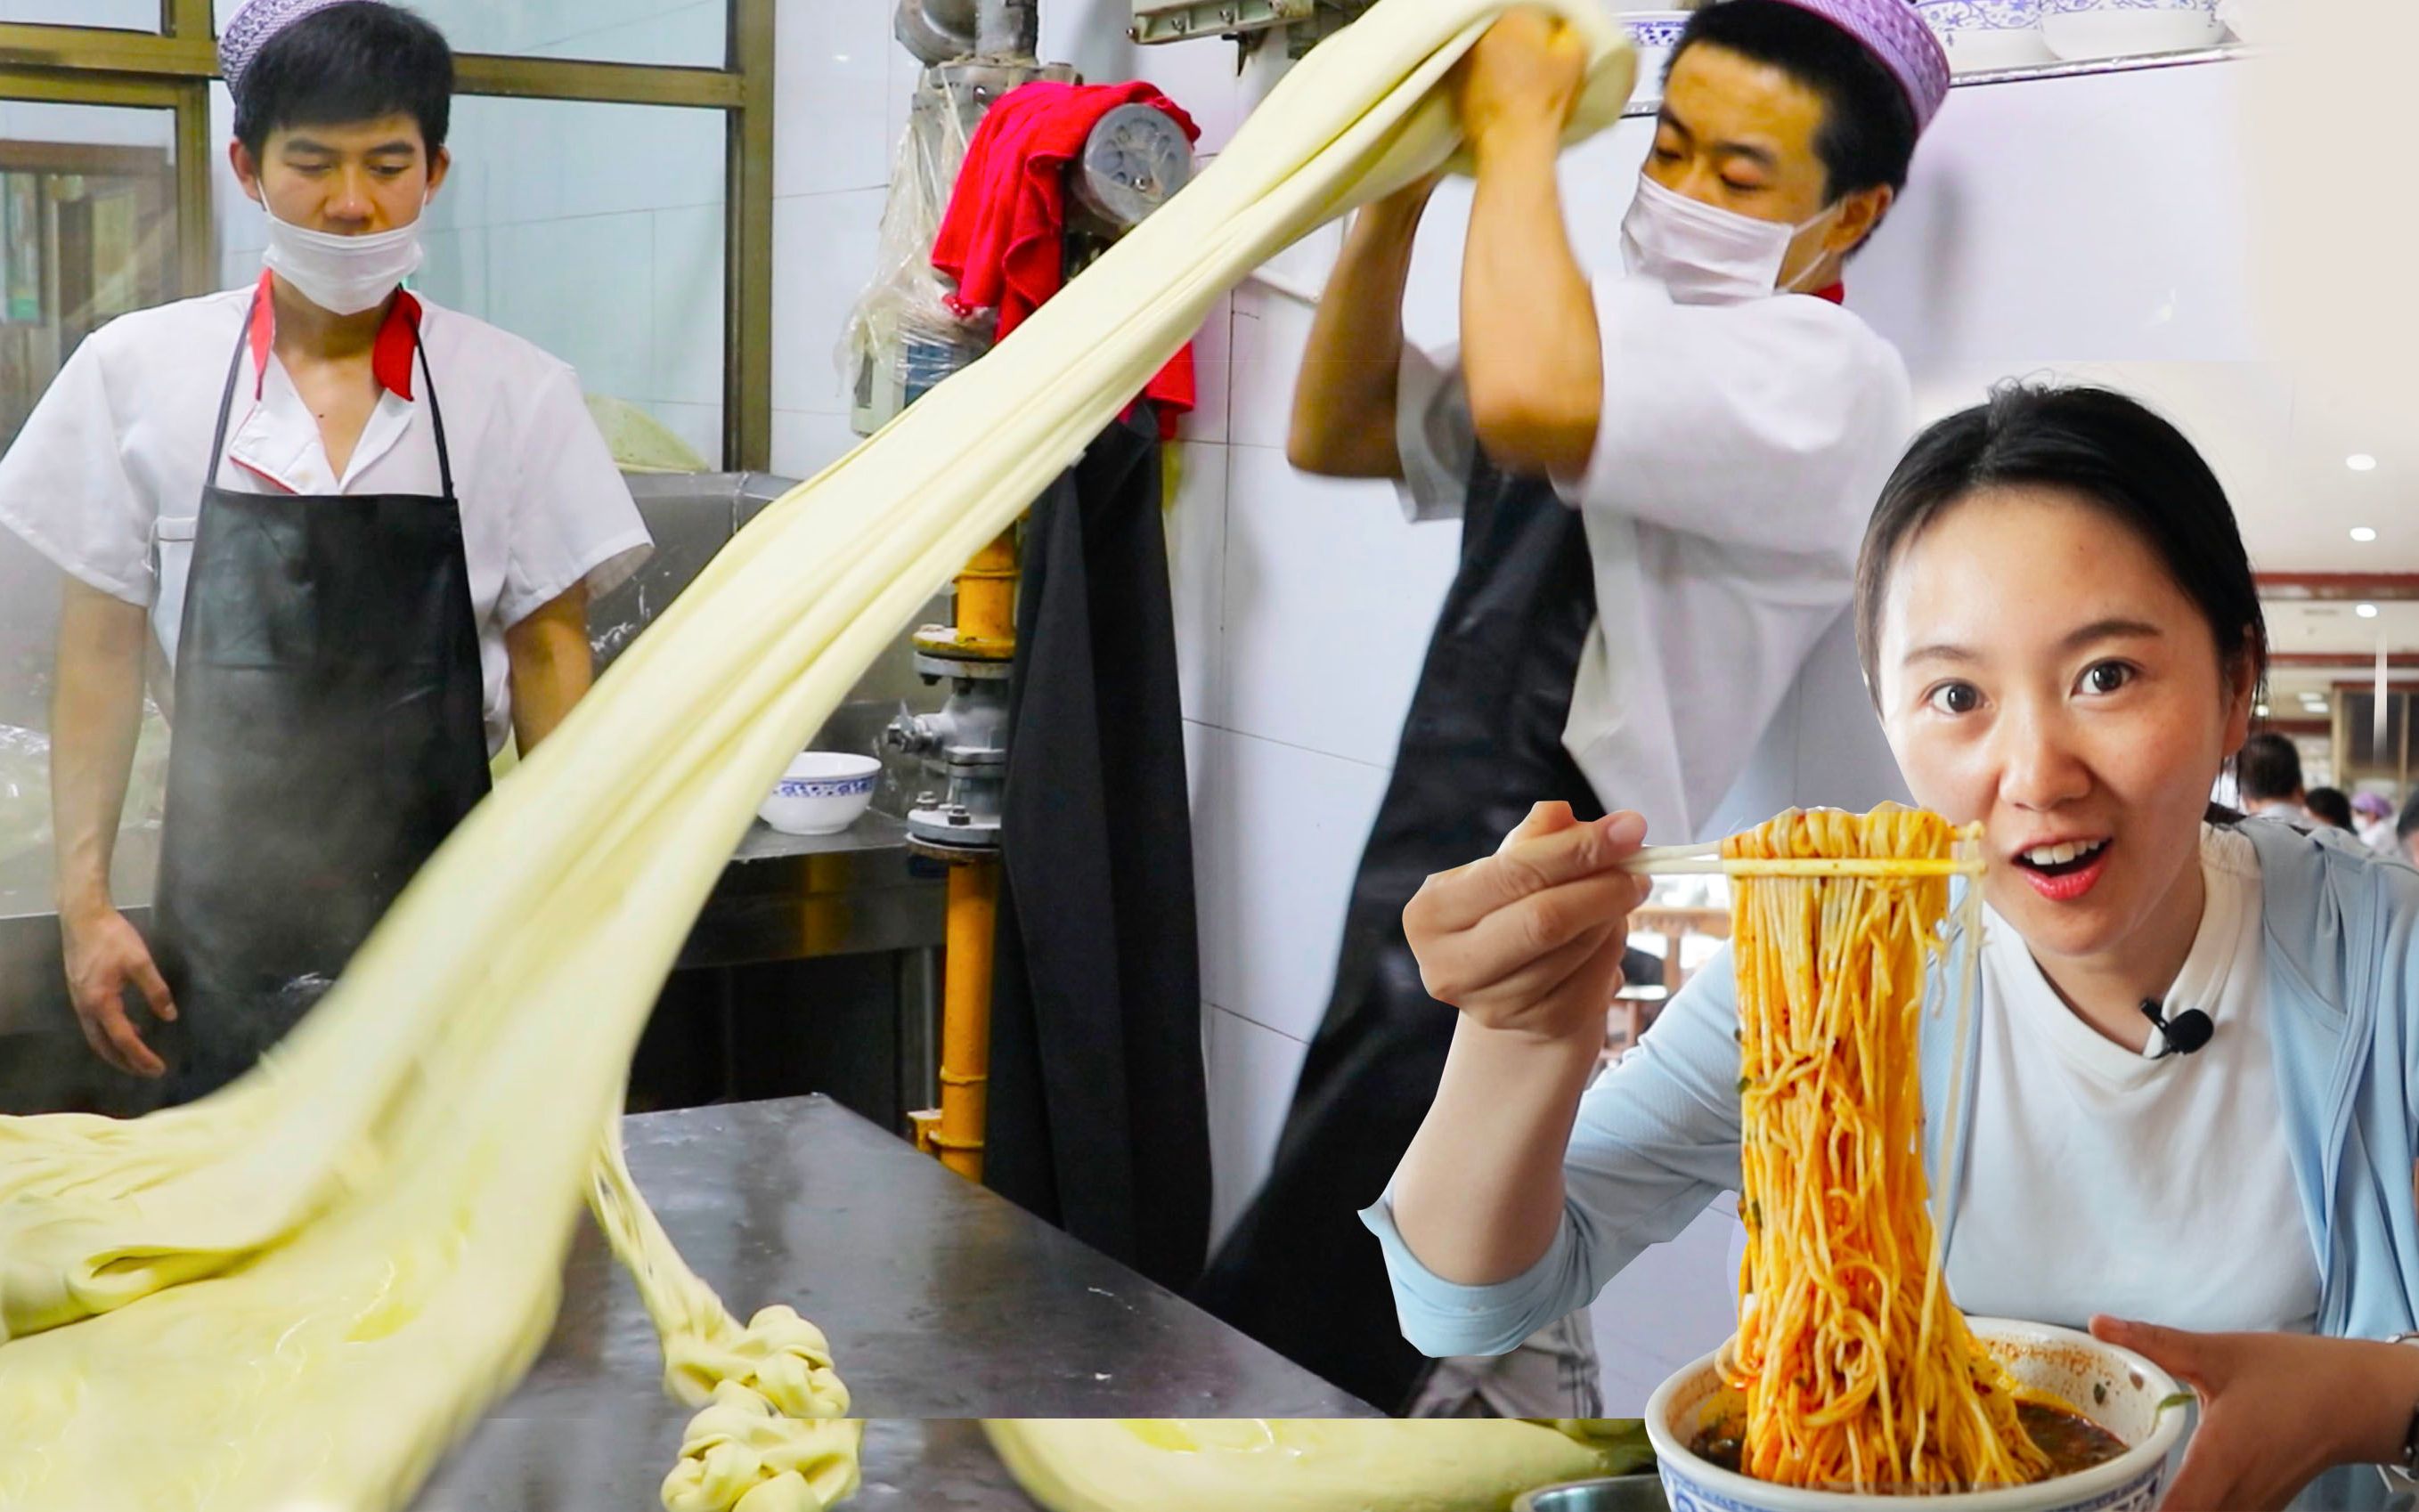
[876, 0, 1195, 1182]
[1128, 0, 1376, 53]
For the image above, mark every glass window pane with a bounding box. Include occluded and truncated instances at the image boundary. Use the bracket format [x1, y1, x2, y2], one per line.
[209, 86, 728, 467]
[0, 1, 159, 30]
[209, 0, 728, 68]
[0, 99, 179, 913]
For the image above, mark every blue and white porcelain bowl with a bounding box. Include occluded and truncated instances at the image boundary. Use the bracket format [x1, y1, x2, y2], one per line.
[1622, 12, 1693, 105]
[2040, 0, 2226, 61]
[758, 752, 882, 835]
[1918, 0, 2055, 71]
[1644, 1318, 2189, 1512]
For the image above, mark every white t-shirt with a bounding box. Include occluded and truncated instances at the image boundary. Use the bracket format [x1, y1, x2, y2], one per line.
[0, 280, 652, 752]
[1947, 825, 2322, 1334]
[1397, 272, 1913, 842]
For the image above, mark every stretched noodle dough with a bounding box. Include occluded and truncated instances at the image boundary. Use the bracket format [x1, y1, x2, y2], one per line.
[0, 3, 1633, 1507]
[984, 1419, 1626, 1512]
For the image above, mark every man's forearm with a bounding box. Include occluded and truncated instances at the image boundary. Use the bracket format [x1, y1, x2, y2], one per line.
[507, 587, 593, 753]
[51, 580, 149, 918]
[1287, 192, 1430, 478]
[1462, 118, 1600, 476]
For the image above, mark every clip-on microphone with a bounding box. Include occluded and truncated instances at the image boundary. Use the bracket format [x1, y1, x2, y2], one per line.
[2139, 998, 2214, 1058]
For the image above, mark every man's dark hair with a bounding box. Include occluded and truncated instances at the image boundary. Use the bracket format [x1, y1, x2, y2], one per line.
[233, 3, 453, 161]
[1671, 0, 1919, 206]
[2398, 793, 2419, 844]
[2236, 731, 2305, 805]
[2304, 785, 2354, 830]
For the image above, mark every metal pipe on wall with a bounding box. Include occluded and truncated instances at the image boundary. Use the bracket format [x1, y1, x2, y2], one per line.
[974, 0, 1040, 57]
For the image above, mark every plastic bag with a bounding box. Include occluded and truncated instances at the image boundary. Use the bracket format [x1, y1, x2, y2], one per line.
[836, 69, 994, 419]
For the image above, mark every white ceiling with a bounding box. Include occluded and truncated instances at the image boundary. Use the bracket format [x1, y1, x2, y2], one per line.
[1910, 361, 2419, 671]
[1910, 360, 2419, 577]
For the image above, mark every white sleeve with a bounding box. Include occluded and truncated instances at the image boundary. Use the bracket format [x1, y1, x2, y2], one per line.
[0, 335, 155, 605]
[1558, 274, 1912, 560]
[1394, 340, 1473, 524]
[499, 363, 653, 627]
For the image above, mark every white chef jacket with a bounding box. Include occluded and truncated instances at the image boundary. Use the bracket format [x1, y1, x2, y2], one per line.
[0, 277, 652, 753]
[1397, 271, 1914, 842]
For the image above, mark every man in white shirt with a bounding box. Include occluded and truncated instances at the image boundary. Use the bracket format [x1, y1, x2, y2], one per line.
[0, 0, 649, 1098]
[2237, 730, 2316, 825]
[1195, 0, 1943, 1415]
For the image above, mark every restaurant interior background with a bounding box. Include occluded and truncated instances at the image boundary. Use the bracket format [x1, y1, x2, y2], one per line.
[0, 0, 2403, 1416]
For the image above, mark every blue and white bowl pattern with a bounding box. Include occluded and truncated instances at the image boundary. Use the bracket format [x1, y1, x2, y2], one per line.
[772, 772, 876, 801]
[1625, 16, 1690, 48]
[2041, 0, 2215, 12]
[1918, 0, 2053, 69]
[1657, 1458, 2164, 1512]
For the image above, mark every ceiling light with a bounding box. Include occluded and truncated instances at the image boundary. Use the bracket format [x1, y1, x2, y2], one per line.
[2349, 453, 2379, 471]
[2358, 603, 2382, 618]
[2352, 526, 2379, 542]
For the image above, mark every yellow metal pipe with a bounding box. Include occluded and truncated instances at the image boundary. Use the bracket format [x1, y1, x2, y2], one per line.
[932, 857, 998, 1182]
[953, 528, 1020, 654]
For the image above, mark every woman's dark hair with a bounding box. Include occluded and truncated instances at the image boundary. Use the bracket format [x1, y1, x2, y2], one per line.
[1853, 384, 2269, 819]
[1855, 382, 2267, 693]
[2304, 785, 2354, 830]
[233, 3, 453, 160]
[1671, 0, 1920, 205]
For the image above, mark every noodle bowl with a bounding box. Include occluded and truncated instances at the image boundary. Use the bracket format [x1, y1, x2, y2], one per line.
[1646, 1319, 2189, 1511]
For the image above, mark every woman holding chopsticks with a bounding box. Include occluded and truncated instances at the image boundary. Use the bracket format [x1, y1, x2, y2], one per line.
[1370, 382, 2419, 1512]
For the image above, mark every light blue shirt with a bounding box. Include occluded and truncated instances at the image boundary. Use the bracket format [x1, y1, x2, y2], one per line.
[1363, 817, 2419, 1357]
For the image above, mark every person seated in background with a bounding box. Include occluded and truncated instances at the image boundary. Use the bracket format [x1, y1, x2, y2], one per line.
[2303, 785, 2354, 833]
[2399, 793, 2419, 868]
[2235, 731, 2311, 823]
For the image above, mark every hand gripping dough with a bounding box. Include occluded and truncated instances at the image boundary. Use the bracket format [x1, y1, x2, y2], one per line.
[0, 3, 1633, 1508]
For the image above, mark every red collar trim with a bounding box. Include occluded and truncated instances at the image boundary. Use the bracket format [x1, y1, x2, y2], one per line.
[1809, 281, 1847, 305]
[248, 270, 423, 401]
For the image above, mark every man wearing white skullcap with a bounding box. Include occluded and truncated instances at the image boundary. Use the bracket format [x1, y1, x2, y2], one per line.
[1204, 0, 1951, 1419]
[0, 0, 650, 1100]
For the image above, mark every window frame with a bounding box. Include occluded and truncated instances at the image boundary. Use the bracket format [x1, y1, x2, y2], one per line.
[0, 0, 774, 468]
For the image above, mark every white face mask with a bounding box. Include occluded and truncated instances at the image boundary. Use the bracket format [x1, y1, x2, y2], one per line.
[1618, 174, 1844, 305]
[260, 201, 425, 315]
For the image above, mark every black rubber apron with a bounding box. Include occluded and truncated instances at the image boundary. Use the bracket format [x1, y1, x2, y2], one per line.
[150, 294, 490, 1102]
[1193, 452, 1618, 1412]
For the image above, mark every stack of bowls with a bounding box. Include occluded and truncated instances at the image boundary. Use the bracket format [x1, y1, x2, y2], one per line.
[1918, 1, 2056, 71]
[2040, 0, 2228, 61]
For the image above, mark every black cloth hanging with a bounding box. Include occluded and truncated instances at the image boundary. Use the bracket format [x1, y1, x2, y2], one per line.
[982, 403, 1212, 1291]
[1192, 452, 1640, 1412]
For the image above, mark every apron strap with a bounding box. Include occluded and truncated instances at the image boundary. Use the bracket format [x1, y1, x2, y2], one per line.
[209, 284, 458, 503]
[406, 307, 455, 503]
[204, 295, 253, 488]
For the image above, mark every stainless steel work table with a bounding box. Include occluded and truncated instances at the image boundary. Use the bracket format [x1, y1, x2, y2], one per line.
[413, 1094, 1374, 1510]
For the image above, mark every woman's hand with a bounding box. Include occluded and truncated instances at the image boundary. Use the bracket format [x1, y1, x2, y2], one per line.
[1404, 802, 1651, 1047]
[2090, 1316, 2419, 1511]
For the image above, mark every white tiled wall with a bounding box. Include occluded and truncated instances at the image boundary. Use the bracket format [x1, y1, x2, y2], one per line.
[206, 0, 732, 465]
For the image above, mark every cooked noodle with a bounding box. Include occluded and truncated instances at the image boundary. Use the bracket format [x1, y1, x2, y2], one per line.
[1724, 804, 2048, 1492]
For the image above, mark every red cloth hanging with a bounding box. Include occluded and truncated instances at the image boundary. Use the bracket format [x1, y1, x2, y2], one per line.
[931, 79, 1200, 440]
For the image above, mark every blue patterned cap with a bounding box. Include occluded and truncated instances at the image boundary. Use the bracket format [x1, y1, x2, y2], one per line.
[219, 0, 366, 96]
